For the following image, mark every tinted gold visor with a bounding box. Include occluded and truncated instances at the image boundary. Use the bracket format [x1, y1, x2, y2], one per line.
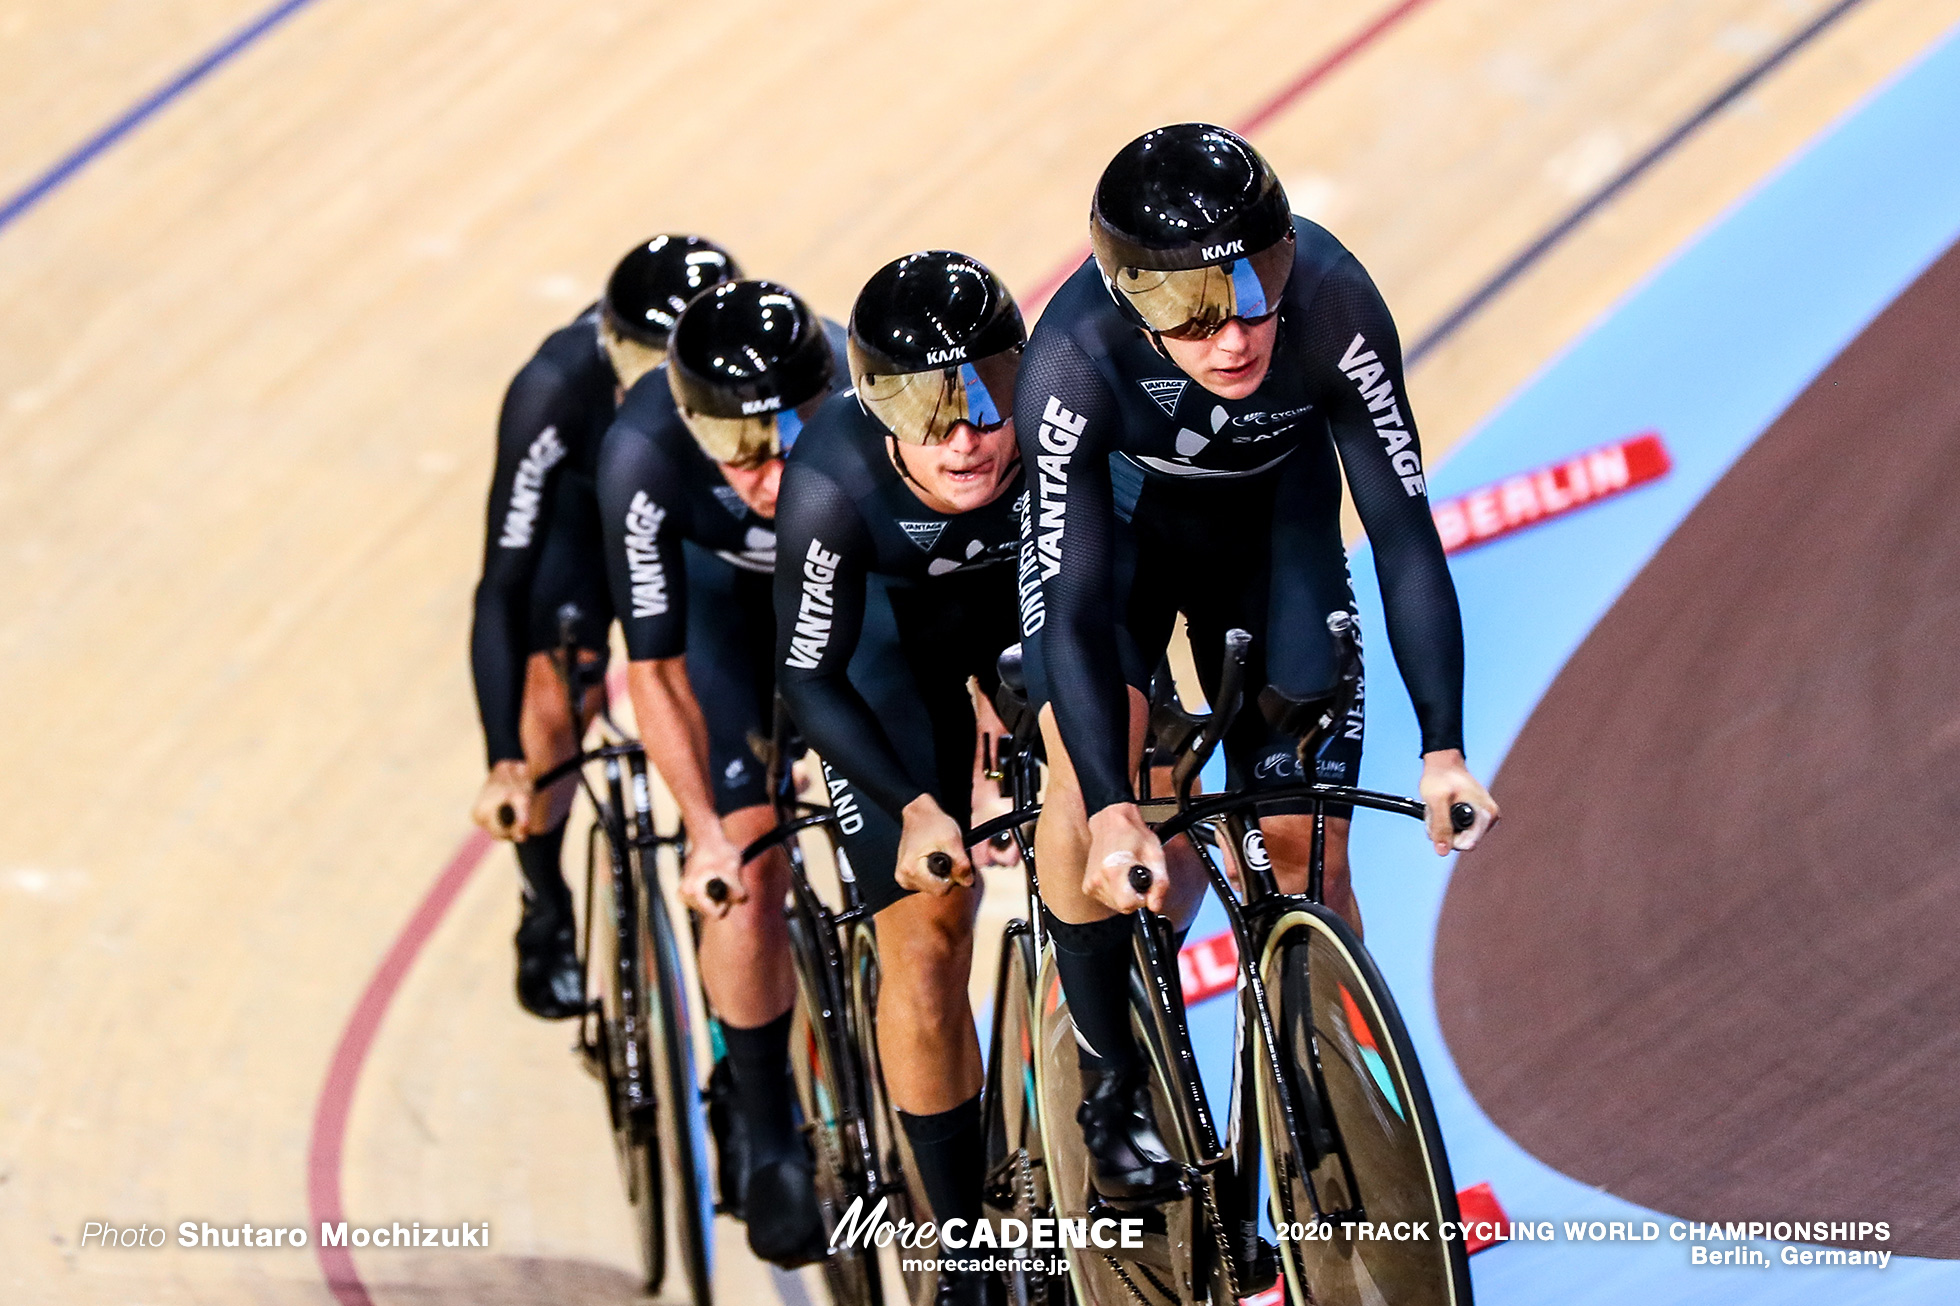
[1111, 235, 1295, 339]
[856, 349, 1021, 446]
[680, 404, 810, 470]
[599, 321, 666, 389]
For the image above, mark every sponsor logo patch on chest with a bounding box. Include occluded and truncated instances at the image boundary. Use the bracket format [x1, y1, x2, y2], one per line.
[898, 520, 946, 552]
[1139, 377, 1188, 417]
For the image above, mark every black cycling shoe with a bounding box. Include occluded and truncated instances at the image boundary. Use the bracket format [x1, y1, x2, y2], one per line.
[1233, 1219, 1280, 1294]
[513, 892, 584, 1020]
[934, 1265, 1005, 1306]
[1077, 1064, 1184, 1203]
[705, 1056, 751, 1219]
[743, 1155, 828, 1267]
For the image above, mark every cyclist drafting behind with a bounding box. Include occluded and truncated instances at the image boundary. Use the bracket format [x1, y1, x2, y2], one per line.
[774, 252, 1026, 1306]
[1016, 124, 1499, 1201]
[597, 278, 848, 1266]
[469, 234, 739, 1019]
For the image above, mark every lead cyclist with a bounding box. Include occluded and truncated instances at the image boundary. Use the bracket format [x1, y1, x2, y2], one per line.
[1015, 124, 1500, 1208]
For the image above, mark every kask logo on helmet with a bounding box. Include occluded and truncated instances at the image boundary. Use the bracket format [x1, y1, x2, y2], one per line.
[925, 346, 967, 366]
[1200, 240, 1245, 260]
[741, 396, 782, 415]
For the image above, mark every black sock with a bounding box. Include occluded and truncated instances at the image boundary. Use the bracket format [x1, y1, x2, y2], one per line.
[1044, 908, 1142, 1076]
[898, 1095, 984, 1234]
[515, 817, 571, 910]
[723, 1010, 799, 1167]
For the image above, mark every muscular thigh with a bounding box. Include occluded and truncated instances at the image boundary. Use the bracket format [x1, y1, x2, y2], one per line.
[828, 573, 1019, 916]
[681, 545, 776, 816]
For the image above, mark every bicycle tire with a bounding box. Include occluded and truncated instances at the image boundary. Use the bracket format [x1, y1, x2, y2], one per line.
[1253, 906, 1472, 1306]
[587, 838, 666, 1291]
[788, 911, 884, 1306]
[644, 867, 717, 1306]
[1032, 944, 1203, 1306]
[984, 923, 1071, 1306]
[848, 923, 935, 1306]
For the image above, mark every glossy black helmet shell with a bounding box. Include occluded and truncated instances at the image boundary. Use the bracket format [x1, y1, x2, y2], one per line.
[1091, 123, 1292, 274]
[667, 280, 835, 420]
[601, 234, 743, 348]
[848, 250, 1025, 378]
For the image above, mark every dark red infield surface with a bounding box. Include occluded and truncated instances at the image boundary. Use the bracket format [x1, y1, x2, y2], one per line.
[1433, 236, 1960, 1259]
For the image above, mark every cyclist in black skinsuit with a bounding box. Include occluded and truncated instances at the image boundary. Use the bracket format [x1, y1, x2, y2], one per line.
[596, 279, 849, 1267]
[773, 251, 1025, 1306]
[1016, 124, 1499, 1202]
[469, 235, 739, 1019]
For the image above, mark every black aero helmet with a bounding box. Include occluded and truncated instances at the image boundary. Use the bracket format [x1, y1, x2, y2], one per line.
[1091, 123, 1296, 339]
[667, 280, 835, 468]
[848, 250, 1025, 446]
[598, 234, 742, 387]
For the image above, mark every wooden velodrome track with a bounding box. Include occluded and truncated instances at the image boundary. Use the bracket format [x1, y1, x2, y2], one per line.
[3, 2, 1957, 1303]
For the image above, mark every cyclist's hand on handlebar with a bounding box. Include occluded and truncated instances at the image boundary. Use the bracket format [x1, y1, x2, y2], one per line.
[896, 794, 973, 895]
[472, 760, 534, 842]
[1419, 749, 1500, 854]
[1083, 803, 1168, 914]
[681, 832, 747, 918]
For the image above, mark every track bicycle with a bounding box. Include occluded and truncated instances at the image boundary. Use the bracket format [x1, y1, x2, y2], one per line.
[975, 622, 1475, 1306]
[968, 649, 1224, 1306]
[516, 604, 719, 1304]
[733, 697, 932, 1306]
[967, 645, 1070, 1306]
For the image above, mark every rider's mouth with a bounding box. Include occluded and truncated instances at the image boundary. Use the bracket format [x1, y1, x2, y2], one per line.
[943, 458, 993, 484]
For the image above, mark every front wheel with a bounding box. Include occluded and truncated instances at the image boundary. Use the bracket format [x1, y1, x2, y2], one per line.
[645, 872, 716, 1306]
[984, 922, 1070, 1306]
[586, 843, 665, 1291]
[1032, 942, 1206, 1306]
[788, 912, 884, 1306]
[1253, 907, 1471, 1306]
[850, 923, 934, 1306]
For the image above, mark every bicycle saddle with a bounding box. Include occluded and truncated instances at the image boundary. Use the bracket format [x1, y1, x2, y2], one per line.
[1257, 611, 1361, 760]
[554, 602, 608, 692]
[993, 644, 1036, 743]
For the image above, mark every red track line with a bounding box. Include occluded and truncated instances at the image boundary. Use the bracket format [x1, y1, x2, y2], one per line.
[298, 8, 1444, 1299]
[1020, 0, 1439, 312]
[306, 827, 494, 1305]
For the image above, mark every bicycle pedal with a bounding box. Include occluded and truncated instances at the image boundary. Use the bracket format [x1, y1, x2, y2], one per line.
[1088, 1192, 1176, 1228]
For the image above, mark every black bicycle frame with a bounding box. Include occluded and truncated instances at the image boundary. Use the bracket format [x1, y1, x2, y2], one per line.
[735, 703, 900, 1210]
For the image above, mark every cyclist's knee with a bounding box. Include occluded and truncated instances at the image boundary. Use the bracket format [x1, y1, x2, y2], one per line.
[1260, 814, 1351, 894]
[876, 891, 975, 990]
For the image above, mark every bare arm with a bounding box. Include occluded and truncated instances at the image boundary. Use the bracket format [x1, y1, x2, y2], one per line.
[627, 657, 748, 914]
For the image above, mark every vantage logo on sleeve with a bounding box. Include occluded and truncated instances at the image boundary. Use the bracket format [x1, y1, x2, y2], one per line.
[623, 492, 669, 617]
[784, 538, 842, 669]
[497, 426, 568, 547]
[1033, 396, 1088, 581]
[1338, 334, 1425, 497]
